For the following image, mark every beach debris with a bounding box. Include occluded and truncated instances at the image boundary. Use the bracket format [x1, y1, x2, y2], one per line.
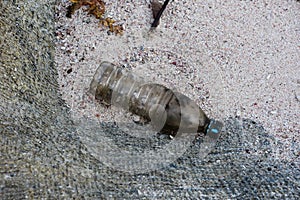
[100, 17, 123, 35]
[151, 0, 163, 26]
[89, 61, 223, 137]
[151, 0, 171, 27]
[66, 0, 123, 35]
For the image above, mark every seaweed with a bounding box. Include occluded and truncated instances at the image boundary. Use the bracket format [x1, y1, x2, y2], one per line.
[151, 0, 171, 28]
[66, 0, 123, 35]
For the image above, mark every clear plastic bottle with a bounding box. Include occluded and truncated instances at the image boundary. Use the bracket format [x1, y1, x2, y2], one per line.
[90, 61, 223, 137]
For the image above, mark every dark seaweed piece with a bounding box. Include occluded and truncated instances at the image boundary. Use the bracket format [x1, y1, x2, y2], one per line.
[151, 0, 163, 23]
[151, 0, 171, 27]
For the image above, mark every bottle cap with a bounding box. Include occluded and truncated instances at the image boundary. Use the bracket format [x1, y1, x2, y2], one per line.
[206, 119, 223, 140]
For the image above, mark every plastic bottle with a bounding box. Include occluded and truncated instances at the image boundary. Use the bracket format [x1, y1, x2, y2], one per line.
[89, 61, 223, 137]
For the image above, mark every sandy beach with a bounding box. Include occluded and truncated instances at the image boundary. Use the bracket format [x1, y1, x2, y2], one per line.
[55, 0, 299, 161]
[1, 1, 300, 198]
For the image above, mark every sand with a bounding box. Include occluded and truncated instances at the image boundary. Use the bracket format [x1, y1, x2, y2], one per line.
[55, 0, 299, 161]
